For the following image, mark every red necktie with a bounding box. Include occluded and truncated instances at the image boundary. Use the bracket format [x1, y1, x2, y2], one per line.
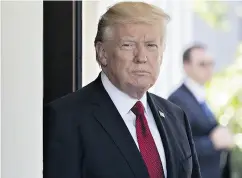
[132, 101, 164, 178]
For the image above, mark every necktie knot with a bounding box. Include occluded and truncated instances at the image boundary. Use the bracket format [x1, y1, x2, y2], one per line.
[200, 101, 215, 120]
[131, 101, 144, 116]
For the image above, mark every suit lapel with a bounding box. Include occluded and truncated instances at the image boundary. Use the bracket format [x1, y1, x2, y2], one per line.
[90, 76, 149, 178]
[181, 84, 205, 115]
[147, 93, 179, 178]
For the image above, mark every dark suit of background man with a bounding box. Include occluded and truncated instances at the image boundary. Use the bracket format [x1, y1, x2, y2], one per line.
[168, 44, 234, 178]
[44, 2, 201, 178]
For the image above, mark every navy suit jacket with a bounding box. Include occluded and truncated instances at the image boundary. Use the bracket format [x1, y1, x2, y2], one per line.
[43, 75, 201, 178]
[168, 84, 223, 178]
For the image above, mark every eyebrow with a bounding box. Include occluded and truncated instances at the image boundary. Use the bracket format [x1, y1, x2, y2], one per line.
[144, 40, 158, 43]
[119, 38, 158, 43]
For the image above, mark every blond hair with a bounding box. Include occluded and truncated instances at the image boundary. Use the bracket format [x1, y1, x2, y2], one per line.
[94, 1, 170, 46]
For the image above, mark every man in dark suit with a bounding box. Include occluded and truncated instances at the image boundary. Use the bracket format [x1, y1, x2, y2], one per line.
[44, 2, 201, 178]
[168, 44, 234, 178]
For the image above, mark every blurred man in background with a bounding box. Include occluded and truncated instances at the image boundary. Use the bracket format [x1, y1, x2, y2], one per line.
[168, 44, 234, 178]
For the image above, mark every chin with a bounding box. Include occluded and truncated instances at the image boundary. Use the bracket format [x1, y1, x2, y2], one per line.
[135, 83, 153, 91]
[128, 76, 154, 88]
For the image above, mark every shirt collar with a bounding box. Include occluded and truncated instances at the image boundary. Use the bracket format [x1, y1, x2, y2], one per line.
[101, 72, 148, 117]
[184, 77, 206, 103]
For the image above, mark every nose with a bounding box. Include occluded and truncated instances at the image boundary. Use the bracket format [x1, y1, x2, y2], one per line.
[134, 45, 147, 63]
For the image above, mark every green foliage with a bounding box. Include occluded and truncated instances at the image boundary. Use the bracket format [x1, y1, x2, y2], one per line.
[206, 44, 242, 177]
[193, 1, 242, 176]
[206, 43, 242, 133]
[193, 0, 230, 31]
[231, 147, 242, 178]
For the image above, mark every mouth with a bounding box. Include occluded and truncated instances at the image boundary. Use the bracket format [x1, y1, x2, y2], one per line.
[132, 71, 150, 76]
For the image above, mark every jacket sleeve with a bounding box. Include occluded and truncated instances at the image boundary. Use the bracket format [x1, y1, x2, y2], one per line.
[182, 111, 202, 178]
[43, 104, 82, 178]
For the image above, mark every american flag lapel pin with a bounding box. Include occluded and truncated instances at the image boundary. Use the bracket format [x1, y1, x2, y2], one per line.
[159, 111, 165, 118]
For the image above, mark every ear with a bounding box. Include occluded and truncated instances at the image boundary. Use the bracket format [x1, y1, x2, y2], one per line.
[183, 61, 190, 72]
[95, 42, 108, 67]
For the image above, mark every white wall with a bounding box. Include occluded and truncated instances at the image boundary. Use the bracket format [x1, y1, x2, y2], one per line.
[1, 1, 43, 178]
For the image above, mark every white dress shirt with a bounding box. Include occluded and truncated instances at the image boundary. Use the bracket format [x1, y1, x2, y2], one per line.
[101, 72, 167, 177]
[184, 77, 206, 103]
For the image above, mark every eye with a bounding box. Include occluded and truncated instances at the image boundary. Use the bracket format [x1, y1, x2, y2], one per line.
[122, 43, 132, 47]
[147, 43, 158, 48]
[121, 42, 135, 50]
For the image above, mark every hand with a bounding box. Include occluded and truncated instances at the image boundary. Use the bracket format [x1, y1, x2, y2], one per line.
[210, 126, 234, 150]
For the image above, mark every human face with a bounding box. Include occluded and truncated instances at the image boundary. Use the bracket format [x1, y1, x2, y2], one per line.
[184, 48, 214, 85]
[97, 23, 165, 99]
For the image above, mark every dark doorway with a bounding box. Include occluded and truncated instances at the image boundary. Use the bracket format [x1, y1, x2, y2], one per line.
[43, 1, 82, 104]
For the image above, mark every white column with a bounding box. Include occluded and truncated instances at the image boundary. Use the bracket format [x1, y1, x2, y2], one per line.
[152, 0, 194, 98]
[82, 1, 101, 87]
[1, 1, 43, 178]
